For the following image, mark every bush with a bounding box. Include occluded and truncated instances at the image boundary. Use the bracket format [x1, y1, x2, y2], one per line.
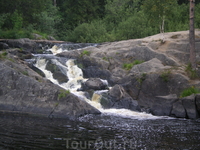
[180, 86, 200, 98]
[185, 64, 198, 79]
[80, 50, 91, 57]
[115, 11, 157, 40]
[123, 60, 144, 70]
[58, 89, 70, 99]
[160, 70, 171, 82]
[0, 29, 32, 39]
[67, 20, 114, 43]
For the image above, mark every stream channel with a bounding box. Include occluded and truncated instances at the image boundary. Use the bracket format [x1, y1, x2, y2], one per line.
[0, 43, 200, 150]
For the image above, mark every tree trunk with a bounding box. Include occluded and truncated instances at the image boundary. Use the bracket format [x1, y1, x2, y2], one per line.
[189, 0, 196, 69]
[53, 0, 57, 6]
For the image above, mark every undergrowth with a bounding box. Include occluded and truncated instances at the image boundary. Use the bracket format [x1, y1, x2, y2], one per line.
[123, 60, 144, 70]
[180, 86, 200, 98]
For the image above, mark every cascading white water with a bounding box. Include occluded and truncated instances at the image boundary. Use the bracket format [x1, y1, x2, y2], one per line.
[34, 46, 170, 120]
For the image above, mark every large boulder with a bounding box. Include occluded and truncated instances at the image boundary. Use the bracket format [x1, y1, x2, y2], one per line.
[171, 100, 186, 118]
[182, 94, 199, 119]
[0, 42, 9, 50]
[0, 59, 100, 119]
[7, 48, 33, 60]
[83, 78, 107, 91]
[130, 58, 171, 75]
[138, 72, 190, 109]
[108, 85, 140, 111]
[151, 94, 178, 116]
[46, 60, 69, 84]
[5, 38, 38, 53]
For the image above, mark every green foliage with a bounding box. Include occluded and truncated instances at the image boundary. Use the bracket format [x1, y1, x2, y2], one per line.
[32, 5, 60, 35]
[0, 13, 8, 28]
[21, 70, 29, 76]
[11, 10, 23, 30]
[80, 50, 91, 57]
[58, 89, 70, 99]
[68, 20, 114, 43]
[185, 64, 199, 79]
[0, 51, 8, 59]
[160, 70, 171, 82]
[123, 60, 144, 70]
[0, 29, 33, 39]
[195, 3, 200, 29]
[0, 0, 199, 42]
[137, 73, 147, 85]
[180, 86, 200, 98]
[115, 11, 156, 40]
[142, 0, 178, 33]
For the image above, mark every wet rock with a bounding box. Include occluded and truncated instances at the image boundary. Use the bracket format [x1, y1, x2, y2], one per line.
[151, 94, 178, 116]
[5, 38, 38, 53]
[138, 73, 190, 109]
[46, 60, 69, 84]
[171, 100, 186, 118]
[7, 48, 33, 60]
[82, 66, 111, 82]
[182, 94, 199, 119]
[109, 85, 140, 111]
[84, 78, 107, 90]
[0, 60, 100, 119]
[0, 42, 9, 50]
[27, 63, 45, 77]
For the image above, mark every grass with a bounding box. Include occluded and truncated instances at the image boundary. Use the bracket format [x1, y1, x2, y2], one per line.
[58, 89, 70, 99]
[160, 70, 171, 82]
[21, 70, 29, 76]
[123, 60, 144, 70]
[0, 51, 8, 59]
[137, 73, 147, 85]
[80, 50, 91, 57]
[185, 64, 198, 79]
[102, 56, 112, 61]
[180, 86, 200, 98]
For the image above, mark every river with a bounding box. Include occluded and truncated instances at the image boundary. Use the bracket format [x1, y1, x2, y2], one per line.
[0, 43, 200, 150]
[0, 113, 200, 149]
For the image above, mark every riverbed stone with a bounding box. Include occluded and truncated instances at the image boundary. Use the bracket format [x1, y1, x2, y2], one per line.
[151, 94, 178, 116]
[0, 42, 9, 50]
[109, 85, 140, 111]
[171, 100, 186, 118]
[182, 94, 199, 119]
[84, 78, 107, 90]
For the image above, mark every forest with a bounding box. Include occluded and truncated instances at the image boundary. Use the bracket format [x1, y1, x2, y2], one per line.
[0, 0, 200, 43]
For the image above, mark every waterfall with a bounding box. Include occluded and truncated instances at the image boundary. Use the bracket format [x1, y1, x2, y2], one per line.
[33, 45, 169, 120]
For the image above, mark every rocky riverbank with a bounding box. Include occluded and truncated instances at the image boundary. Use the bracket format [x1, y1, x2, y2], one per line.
[1, 30, 200, 119]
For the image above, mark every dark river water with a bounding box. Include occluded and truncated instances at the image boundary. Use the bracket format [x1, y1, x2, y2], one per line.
[0, 113, 200, 150]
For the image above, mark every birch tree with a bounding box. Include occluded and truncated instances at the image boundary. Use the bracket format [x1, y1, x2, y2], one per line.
[142, 0, 177, 41]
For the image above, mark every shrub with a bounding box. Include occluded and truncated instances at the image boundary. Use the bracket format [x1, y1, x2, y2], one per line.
[58, 89, 70, 99]
[123, 60, 144, 70]
[115, 11, 157, 40]
[80, 50, 91, 57]
[180, 86, 200, 98]
[0, 51, 8, 59]
[160, 70, 171, 82]
[185, 64, 198, 79]
[67, 20, 114, 43]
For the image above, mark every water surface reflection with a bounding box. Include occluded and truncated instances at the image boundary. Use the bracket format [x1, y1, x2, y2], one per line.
[0, 113, 200, 149]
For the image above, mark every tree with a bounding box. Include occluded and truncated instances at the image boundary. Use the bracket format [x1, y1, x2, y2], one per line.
[189, 0, 196, 69]
[142, 0, 178, 41]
